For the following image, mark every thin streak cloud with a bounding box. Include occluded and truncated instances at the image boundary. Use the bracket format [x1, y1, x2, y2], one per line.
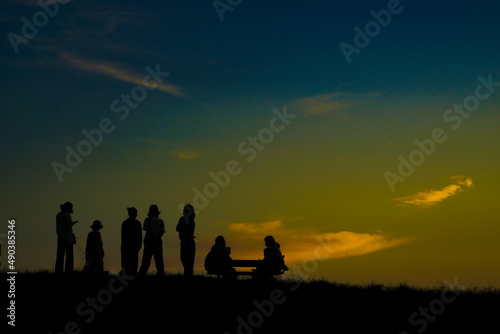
[227, 220, 283, 234]
[392, 176, 474, 206]
[291, 92, 382, 116]
[59, 53, 185, 97]
[173, 149, 199, 160]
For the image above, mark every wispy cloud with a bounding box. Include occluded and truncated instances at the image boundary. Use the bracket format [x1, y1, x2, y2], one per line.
[172, 148, 199, 160]
[291, 92, 382, 116]
[227, 220, 283, 234]
[139, 138, 198, 160]
[392, 176, 474, 207]
[219, 220, 409, 264]
[59, 53, 185, 97]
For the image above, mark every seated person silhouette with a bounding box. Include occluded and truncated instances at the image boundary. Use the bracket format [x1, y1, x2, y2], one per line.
[85, 220, 105, 273]
[275, 242, 289, 272]
[254, 235, 288, 279]
[205, 236, 234, 278]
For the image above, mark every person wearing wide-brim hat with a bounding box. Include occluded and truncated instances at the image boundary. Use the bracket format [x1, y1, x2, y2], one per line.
[55, 201, 78, 275]
[61, 201, 74, 213]
[86, 220, 105, 272]
[139, 205, 165, 276]
[90, 220, 103, 230]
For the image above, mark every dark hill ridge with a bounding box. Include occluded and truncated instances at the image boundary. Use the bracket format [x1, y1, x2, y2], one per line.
[7, 271, 500, 333]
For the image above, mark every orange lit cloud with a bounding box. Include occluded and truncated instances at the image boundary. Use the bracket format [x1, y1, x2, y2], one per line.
[227, 220, 283, 234]
[173, 148, 199, 160]
[219, 220, 410, 264]
[392, 176, 473, 206]
[291, 92, 382, 116]
[59, 53, 185, 97]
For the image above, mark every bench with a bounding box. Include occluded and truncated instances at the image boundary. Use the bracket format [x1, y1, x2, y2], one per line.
[207, 259, 285, 279]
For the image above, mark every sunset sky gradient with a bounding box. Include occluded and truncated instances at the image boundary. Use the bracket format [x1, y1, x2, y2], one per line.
[1, 0, 499, 287]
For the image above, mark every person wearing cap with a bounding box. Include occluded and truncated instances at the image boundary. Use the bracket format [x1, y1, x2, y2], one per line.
[86, 220, 105, 273]
[121, 207, 142, 275]
[55, 201, 78, 274]
[176, 204, 196, 277]
[139, 205, 165, 276]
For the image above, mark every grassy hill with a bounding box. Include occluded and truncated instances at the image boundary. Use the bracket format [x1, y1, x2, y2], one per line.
[6, 271, 499, 333]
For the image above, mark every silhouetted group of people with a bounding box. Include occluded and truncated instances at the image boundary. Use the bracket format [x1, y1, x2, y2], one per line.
[203, 235, 288, 279]
[55, 201, 287, 279]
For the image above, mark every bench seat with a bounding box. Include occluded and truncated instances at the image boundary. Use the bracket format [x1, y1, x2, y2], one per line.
[207, 259, 284, 279]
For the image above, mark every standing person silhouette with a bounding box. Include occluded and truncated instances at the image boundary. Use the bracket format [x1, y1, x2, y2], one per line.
[139, 205, 165, 276]
[85, 220, 105, 273]
[55, 201, 78, 275]
[176, 204, 196, 277]
[121, 207, 142, 276]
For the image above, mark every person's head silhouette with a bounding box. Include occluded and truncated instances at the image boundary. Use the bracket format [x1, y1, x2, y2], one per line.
[127, 207, 138, 218]
[90, 220, 103, 231]
[148, 205, 160, 217]
[215, 235, 226, 246]
[60, 201, 74, 213]
[183, 204, 195, 220]
[264, 235, 276, 247]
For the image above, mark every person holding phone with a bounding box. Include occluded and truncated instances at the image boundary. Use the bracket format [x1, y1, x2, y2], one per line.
[55, 201, 78, 274]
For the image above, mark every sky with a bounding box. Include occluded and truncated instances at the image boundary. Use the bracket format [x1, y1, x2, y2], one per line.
[1, 0, 499, 288]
